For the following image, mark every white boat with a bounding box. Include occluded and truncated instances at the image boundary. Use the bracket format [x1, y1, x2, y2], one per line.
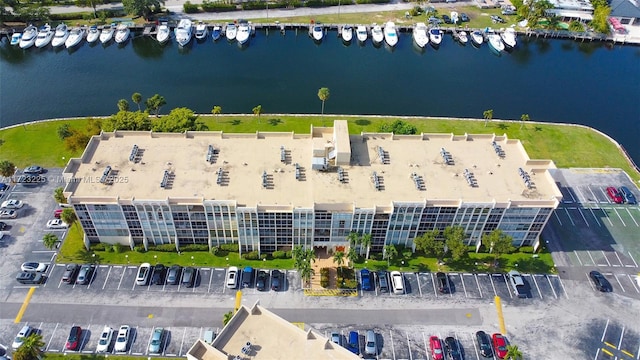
[10, 32, 21, 46]
[35, 24, 54, 48]
[487, 33, 505, 53]
[19, 25, 38, 49]
[429, 27, 442, 46]
[356, 25, 367, 43]
[65, 26, 84, 48]
[371, 24, 383, 45]
[237, 22, 250, 45]
[156, 22, 170, 44]
[100, 24, 115, 44]
[501, 27, 517, 48]
[114, 24, 130, 44]
[225, 23, 237, 41]
[175, 19, 192, 46]
[195, 22, 208, 40]
[383, 21, 398, 47]
[450, 11, 459, 24]
[457, 31, 468, 45]
[412, 22, 429, 48]
[311, 24, 323, 42]
[211, 25, 221, 41]
[341, 25, 353, 43]
[86, 25, 100, 43]
[51, 23, 69, 48]
[470, 30, 484, 46]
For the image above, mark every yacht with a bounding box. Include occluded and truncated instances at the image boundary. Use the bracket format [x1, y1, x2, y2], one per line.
[310, 24, 323, 42]
[412, 22, 429, 48]
[470, 30, 484, 46]
[487, 32, 505, 53]
[19, 24, 38, 49]
[114, 23, 130, 44]
[341, 25, 353, 43]
[225, 23, 237, 41]
[383, 22, 398, 47]
[156, 22, 170, 44]
[211, 25, 221, 41]
[371, 24, 383, 45]
[356, 25, 367, 43]
[429, 27, 442, 47]
[457, 31, 468, 45]
[51, 23, 69, 48]
[35, 24, 54, 48]
[10, 32, 21, 46]
[195, 22, 208, 41]
[86, 25, 100, 43]
[65, 26, 84, 48]
[501, 27, 517, 48]
[99, 24, 115, 44]
[175, 19, 192, 46]
[237, 22, 251, 45]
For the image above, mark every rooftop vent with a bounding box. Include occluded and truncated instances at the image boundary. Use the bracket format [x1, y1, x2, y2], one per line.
[129, 144, 139, 162]
[262, 170, 268, 188]
[411, 172, 425, 191]
[518, 167, 533, 189]
[280, 146, 286, 163]
[463, 168, 477, 187]
[99, 166, 112, 184]
[440, 148, 454, 165]
[372, 171, 382, 191]
[207, 145, 218, 163]
[295, 163, 301, 180]
[160, 170, 170, 188]
[378, 146, 388, 164]
[338, 167, 346, 183]
[491, 141, 505, 158]
[216, 167, 224, 185]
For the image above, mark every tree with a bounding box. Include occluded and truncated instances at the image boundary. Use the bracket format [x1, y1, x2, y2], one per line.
[483, 109, 493, 127]
[520, 113, 530, 129]
[591, 5, 611, 33]
[145, 94, 166, 117]
[212, 105, 222, 122]
[15, 5, 50, 23]
[132, 92, 142, 111]
[252, 104, 262, 117]
[223, 310, 233, 326]
[54, 187, 67, 204]
[414, 230, 446, 262]
[443, 226, 468, 261]
[64, 130, 91, 152]
[333, 250, 345, 268]
[346, 247, 359, 268]
[75, 0, 98, 18]
[13, 333, 44, 360]
[317, 87, 330, 116]
[360, 233, 372, 259]
[103, 110, 152, 131]
[43, 233, 59, 250]
[152, 107, 207, 132]
[383, 244, 398, 266]
[0, 160, 16, 177]
[61, 208, 78, 229]
[347, 231, 360, 249]
[118, 99, 130, 112]
[57, 123, 73, 140]
[378, 120, 418, 135]
[483, 230, 515, 259]
[122, 0, 164, 20]
[505, 345, 523, 360]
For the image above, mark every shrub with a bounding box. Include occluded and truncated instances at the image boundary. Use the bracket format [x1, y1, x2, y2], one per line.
[183, 1, 200, 13]
[181, 244, 209, 252]
[518, 246, 535, 254]
[272, 250, 288, 259]
[342, 279, 358, 289]
[91, 243, 107, 251]
[305, 0, 341, 7]
[243, 251, 260, 260]
[285, 250, 292, 258]
[320, 267, 330, 288]
[355, 0, 389, 4]
[112, 243, 123, 253]
[220, 243, 239, 252]
[410, 5, 422, 16]
[211, 246, 228, 256]
[261, 253, 268, 260]
[153, 244, 177, 252]
[135, 245, 146, 253]
[201, 0, 236, 12]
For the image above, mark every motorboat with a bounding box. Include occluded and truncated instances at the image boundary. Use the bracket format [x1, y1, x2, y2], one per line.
[51, 23, 69, 48]
[412, 22, 429, 48]
[86, 25, 100, 43]
[383, 21, 398, 47]
[195, 22, 208, 41]
[356, 25, 367, 43]
[35, 24, 54, 48]
[156, 22, 170, 44]
[341, 25, 353, 43]
[114, 23, 130, 44]
[371, 24, 383, 45]
[99, 24, 115, 44]
[310, 24, 323, 42]
[19, 24, 38, 49]
[10, 32, 21, 46]
[174, 19, 192, 46]
[457, 31, 468, 45]
[65, 26, 84, 48]
[487, 32, 505, 53]
[450, 11, 459, 24]
[225, 23, 237, 41]
[501, 27, 517, 48]
[237, 22, 251, 45]
[211, 25, 221, 41]
[470, 30, 484, 46]
[429, 27, 442, 47]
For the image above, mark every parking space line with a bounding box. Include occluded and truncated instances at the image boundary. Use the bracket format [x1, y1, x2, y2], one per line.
[599, 187, 612, 203]
[502, 274, 513, 298]
[557, 273, 571, 298]
[636, 341, 640, 360]
[416, 273, 423, 297]
[421, 332, 429, 360]
[406, 332, 413, 360]
[614, 252, 624, 267]
[563, 208, 576, 226]
[629, 252, 639, 268]
[474, 274, 483, 298]
[193, 269, 199, 293]
[117, 267, 127, 290]
[389, 330, 396, 360]
[626, 208, 639, 227]
[102, 266, 112, 290]
[553, 210, 563, 226]
[460, 273, 468, 297]
[573, 251, 584, 266]
[601, 208, 614, 226]
[587, 251, 598, 266]
[80, 323, 91, 351]
[87, 267, 98, 289]
[614, 275, 626, 292]
[628, 275, 640, 293]
[601, 251, 612, 266]
[431, 273, 438, 298]
[530, 274, 543, 299]
[208, 269, 214, 293]
[545, 275, 558, 299]
[145, 327, 155, 355]
[588, 208, 602, 227]
[586, 273, 596, 291]
[46, 323, 59, 351]
[489, 274, 497, 296]
[601, 319, 610, 342]
[619, 326, 625, 349]
[577, 207, 590, 227]
[613, 208, 626, 226]
[178, 327, 187, 356]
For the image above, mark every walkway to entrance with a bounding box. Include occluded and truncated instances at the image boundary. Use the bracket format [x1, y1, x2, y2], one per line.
[310, 247, 336, 289]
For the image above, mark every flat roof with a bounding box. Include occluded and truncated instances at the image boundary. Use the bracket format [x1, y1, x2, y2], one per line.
[63, 121, 561, 208]
[186, 303, 359, 360]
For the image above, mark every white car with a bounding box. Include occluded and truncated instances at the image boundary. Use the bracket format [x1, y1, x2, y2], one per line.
[390, 271, 404, 295]
[136, 263, 151, 286]
[226, 266, 238, 289]
[1, 200, 23, 209]
[0, 210, 17, 219]
[47, 219, 69, 229]
[12, 325, 34, 349]
[114, 325, 130, 352]
[21, 262, 48, 272]
[96, 326, 113, 353]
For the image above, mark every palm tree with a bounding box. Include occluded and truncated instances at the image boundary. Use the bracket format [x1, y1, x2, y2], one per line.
[13, 333, 44, 360]
[346, 247, 358, 268]
[505, 344, 523, 360]
[43, 233, 59, 250]
[212, 105, 222, 122]
[333, 251, 345, 268]
[317, 87, 330, 116]
[61, 208, 78, 235]
[360, 233, 372, 259]
[223, 311, 233, 326]
[483, 109, 493, 127]
[117, 99, 129, 112]
[383, 244, 397, 266]
[299, 263, 314, 287]
[0, 160, 16, 177]
[347, 231, 360, 254]
[252, 105, 262, 123]
[53, 187, 67, 204]
[520, 113, 530, 129]
[132, 92, 142, 111]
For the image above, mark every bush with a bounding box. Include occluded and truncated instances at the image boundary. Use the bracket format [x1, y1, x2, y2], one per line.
[320, 267, 330, 288]
[305, 0, 341, 7]
[518, 246, 535, 254]
[152, 244, 177, 252]
[180, 244, 209, 252]
[272, 250, 289, 259]
[220, 243, 239, 252]
[91, 243, 107, 251]
[211, 246, 228, 256]
[409, 5, 422, 16]
[201, 0, 236, 12]
[112, 243, 122, 253]
[134, 245, 146, 253]
[183, 1, 200, 13]
[355, 0, 389, 4]
[243, 251, 260, 260]
[342, 279, 358, 289]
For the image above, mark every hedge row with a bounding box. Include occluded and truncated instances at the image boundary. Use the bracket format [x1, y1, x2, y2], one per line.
[320, 267, 330, 288]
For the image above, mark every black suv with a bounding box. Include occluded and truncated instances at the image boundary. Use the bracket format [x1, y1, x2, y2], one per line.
[271, 270, 282, 291]
[152, 264, 166, 285]
[436, 272, 450, 293]
[475, 331, 493, 358]
[445, 337, 463, 360]
[256, 270, 268, 291]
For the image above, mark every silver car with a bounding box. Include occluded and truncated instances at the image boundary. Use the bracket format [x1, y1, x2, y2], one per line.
[365, 330, 377, 356]
[148, 327, 164, 354]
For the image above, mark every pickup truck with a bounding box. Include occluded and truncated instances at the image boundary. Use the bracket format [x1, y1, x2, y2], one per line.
[508, 270, 527, 298]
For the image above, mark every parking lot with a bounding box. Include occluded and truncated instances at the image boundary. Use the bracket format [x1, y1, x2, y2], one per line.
[585, 271, 640, 295]
[594, 320, 640, 360]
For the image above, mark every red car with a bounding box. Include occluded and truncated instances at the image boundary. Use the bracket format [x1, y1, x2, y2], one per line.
[66, 326, 82, 351]
[606, 187, 624, 204]
[54, 209, 63, 218]
[429, 336, 444, 360]
[492, 333, 508, 359]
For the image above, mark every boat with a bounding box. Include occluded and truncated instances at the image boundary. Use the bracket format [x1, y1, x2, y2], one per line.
[51, 23, 69, 48]
[501, 27, 517, 48]
[412, 22, 429, 48]
[10, 32, 21, 46]
[487, 32, 505, 53]
[65, 26, 84, 48]
[457, 31, 468, 45]
[470, 30, 484, 46]
[356, 25, 367, 43]
[99, 24, 115, 44]
[114, 23, 130, 44]
[341, 25, 353, 43]
[86, 25, 100, 43]
[156, 22, 170, 44]
[237, 21, 251, 45]
[450, 11, 459, 24]
[225, 23, 237, 41]
[371, 24, 383, 45]
[211, 25, 221, 41]
[383, 21, 398, 47]
[429, 27, 442, 47]
[174, 19, 192, 46]
[195, 22, 208, 41]
[19, 24, 38, 49]
[310, 24, 323, 42]
[35, 24, 54, 48]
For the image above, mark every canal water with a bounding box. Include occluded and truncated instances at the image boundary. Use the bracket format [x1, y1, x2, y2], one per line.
[1, 30, 639, 162]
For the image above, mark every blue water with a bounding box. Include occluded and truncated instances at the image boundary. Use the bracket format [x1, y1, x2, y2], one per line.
[1, 30, 639, 162]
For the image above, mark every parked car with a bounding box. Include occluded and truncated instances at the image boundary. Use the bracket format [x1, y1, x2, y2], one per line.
[428, 16, 442, 25]
[429, 336, 444, 360]
[0, 183, 9, 192]
[442, 14, 452, 24]
[16, 271, 45, 285]
[181, 267, 196, 287]
[390, 271, 404, 294]
[589, 270, 612, 292]
[0, 210, 17, 219]
[54, 209, 64, 218]
[65, 326, 82, 351]
[62, 264, 80, 283]
[227, 266, 239, 289]
[24, 166, 45, 174]
[1, 200, 24, 209]
[46, 219, 69, 229]
[96, 326, 113, 353]
[361, 269, 372, 291]
[492, 333, 508, 359]
[508, 270, 527, 298]
[21, 262, 47, 272]
[114, 325, 130, 352]
[148, 327, 164, 354]
[377, 270, 389, 292]
[606, 187, 624, 204]
[346, 331, 359, 354]
[256, 270, 268, 291]
[460, 13, 470, 22]
[330, 332, 341, 346]
[12, 325, 34, 349]
[436, 272, 450, 293]
[444, 336, 463, 360]
[167, 265, 182, 285]
[271, 269, 282, 291]
[76, 264, 93, 285]
[241, 266, 254, 288]
[475, 331, 494, 357]
[501, 5, 516, 15]
[0, 221, 7, 230]
[136, 263, 151, 286]
[364, 330, 377, 356]
[619, 186, 637, 204]
[491, 15, 506, 23]
[151, 264, 166, 285]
